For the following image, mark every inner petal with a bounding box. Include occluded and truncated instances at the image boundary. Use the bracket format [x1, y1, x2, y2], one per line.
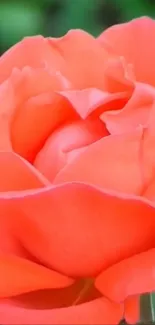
[34, 118, 108, 182]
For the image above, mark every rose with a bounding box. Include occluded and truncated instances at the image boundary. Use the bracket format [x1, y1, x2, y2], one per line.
[0, 27, 129, 325]
[1, 16, 155, 325]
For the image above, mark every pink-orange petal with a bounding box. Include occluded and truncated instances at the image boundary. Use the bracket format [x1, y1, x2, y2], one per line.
[124, 295, 140, 324]
[103, 56, 135, 93]
[0, 297, 123, 325]
[58, 88, 129, 119]
[98, 17, 155, 86]
[0, 79, 15, 151]
[101, 82, 155, 135]
[0, 151, 49, 192]
[0, 254, 73, 297]
[34, 118, 107, 182]
[95, 248, 155, 302]
[49, 29, 110, 89]
[0, 36, 64, 84]
[12, 92, 76, 162]
[54, 129, 143, 196]
[11, 67, 75, 162]
[3, 183, 155, 277]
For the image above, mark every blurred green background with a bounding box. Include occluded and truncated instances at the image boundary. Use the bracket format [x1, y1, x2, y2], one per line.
[0, 0, 154, 54]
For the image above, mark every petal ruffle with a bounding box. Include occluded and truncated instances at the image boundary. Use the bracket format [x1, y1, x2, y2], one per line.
[57, 88, 129, 119]
[0, 36, 64, 84]
[49, 30, 109, 89]
[98, 17, 155, 86]
[101, 82, 155, 135]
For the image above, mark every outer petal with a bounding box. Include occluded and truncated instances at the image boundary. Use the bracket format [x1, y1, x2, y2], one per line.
[98, 17, 155, 86]
[0, 79, 15, 151]
[2, 183, 155, 277]
[0, 151, 51, 259]
[0, 36, 64, 84]
[0, 255, 73, 297]
[0, 298, 123, 325]
[50, 30, 135, 93]
[49, 30, 110, 89]
[95, 248, 155, 302]
[101, 82, 155, 135]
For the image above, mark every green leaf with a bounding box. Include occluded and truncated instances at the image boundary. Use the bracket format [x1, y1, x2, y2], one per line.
[115, 0, 154, 21]
[0, 2, 43, 51]
[49, 0, 102, 37]
[140, 292, 155, 323]
[150, 293, 155, 322]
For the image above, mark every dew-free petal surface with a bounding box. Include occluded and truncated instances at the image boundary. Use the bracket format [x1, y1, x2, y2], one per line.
[0, 36, 64, 84]
[95, 248, 155, 302]
[0, 297, 123, 325]
[2, 183, 155, 277]
[54, 126, 155, 201]
[35, 118, 108, 181]
[101, 82, 155, 134]
[10, 67, 74, 162]
[98, 17, 155, 86]
[58, 88, 129, 119]
[49, 30, 110, 89]
[0, 151, 49, 191]
[54, 129, 144, 195]
[0, 255, 73, 297]
[124, 295, 140, 324]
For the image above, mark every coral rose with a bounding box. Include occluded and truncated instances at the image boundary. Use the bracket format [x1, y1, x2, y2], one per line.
[1, 16, 155, 324]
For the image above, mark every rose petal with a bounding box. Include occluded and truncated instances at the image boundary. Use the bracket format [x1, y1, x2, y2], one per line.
[0, 255, 73, 297]
[101, 82, 155, 134]
[54, 129, 144, 195]
[5, 279, 100, 309]
[103, 56, 135, 93]
[0, 79, 15, 151]
[58, 88, 129, 119]
[34, 118, 108, 181]
[54, 126, 155, 201]
[0, 151, 49, 259]
[0, 297, 123, 324]
[124, 295, 140, 324]
[98, 17, 155, 86]
[11, 67, 75, 162]
[49, 29, 110, 89]
[2, 183, 155, 277]
[10, 66, 72, 104]
[0, 151, 49, 191]
[0, 36, 64, 84]
[95, 248, 155, 302]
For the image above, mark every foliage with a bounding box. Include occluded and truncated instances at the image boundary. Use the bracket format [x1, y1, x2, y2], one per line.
[0, 0, 155, 53]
